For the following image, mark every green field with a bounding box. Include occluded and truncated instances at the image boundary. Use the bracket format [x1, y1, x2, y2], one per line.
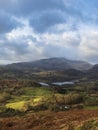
[0, 80, 98, 116]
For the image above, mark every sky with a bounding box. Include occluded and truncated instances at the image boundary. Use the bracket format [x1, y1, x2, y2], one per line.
[0, 0, 98, 64]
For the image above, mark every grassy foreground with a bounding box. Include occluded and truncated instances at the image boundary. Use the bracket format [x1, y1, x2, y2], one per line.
[0, 79, 98, 130]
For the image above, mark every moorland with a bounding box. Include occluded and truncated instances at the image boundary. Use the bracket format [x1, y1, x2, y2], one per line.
[0, 57, 98, 130]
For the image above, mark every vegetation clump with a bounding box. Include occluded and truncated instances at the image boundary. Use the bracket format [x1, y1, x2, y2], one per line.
[77, 120, 98, 130]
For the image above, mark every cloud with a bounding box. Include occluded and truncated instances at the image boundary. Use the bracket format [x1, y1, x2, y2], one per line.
[0, 24, 44, 63]
[0, 10, 19, 34]
[78, 24, 98, 63]
[0, 21, 98, 64]
[29, 10, 66, 33]
[0, 23, 80, 62]
[0, 0, 98, 64]
[19, 0, 65, 15]
[0, 0, 65, 16]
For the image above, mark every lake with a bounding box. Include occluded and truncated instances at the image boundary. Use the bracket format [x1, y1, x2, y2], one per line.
[39, 82, 49, 86]
[39, 81, 75, 86]
[52, 81, 74, 86]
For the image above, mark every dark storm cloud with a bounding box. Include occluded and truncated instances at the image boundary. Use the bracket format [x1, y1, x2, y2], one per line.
[1, 0, 98, 63]
[22, 0, 83, 33]
[0, 0, 65, 16]
[29, 10, 66, 33]
[0, 0, 66, 33]
[19, 0, 65, 15]
[0, 0, 97, 33]
[0, 11, 19, 34]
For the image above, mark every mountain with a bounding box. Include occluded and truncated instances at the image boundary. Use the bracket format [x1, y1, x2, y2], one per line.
[5, 57, 92, 71]
[87, 64, 98, 79]
[0, 57, 92, 80]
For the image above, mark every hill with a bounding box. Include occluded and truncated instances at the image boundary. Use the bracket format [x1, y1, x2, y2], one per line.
[5, 57, 92, 71]
[87, 64, 98, 79]
[0, 57, 92, 80]
[0, 110, 98, 130]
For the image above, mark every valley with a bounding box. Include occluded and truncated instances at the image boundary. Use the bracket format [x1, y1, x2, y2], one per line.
[0, 57, 98, 130]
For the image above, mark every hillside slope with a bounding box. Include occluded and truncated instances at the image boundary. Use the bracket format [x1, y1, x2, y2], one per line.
[0, 110, 98, 130]
[87, 64, 98, 79]
[0, 57, 92, 80]
[5, 57, 92, 71]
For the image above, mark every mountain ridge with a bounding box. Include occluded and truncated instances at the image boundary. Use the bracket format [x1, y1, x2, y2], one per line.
[5, 57, 92, 71]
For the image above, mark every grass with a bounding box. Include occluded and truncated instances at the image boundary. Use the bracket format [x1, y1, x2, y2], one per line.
[22, 87, 51, 96]
[29, 97, 43, 107]
[1, 87, 52, 113]
[84, 106, 98, 110]
[9, 95, 31, 102]
[1, 85, 98, 114]
[33, 97, 42, 102]
[5, 96, 44, 112]
[6, 101, 27, 111]
[77, 120, 98, 130]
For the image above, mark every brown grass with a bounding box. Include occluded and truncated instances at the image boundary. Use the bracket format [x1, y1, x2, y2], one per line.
[0, 110, 98, 130]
